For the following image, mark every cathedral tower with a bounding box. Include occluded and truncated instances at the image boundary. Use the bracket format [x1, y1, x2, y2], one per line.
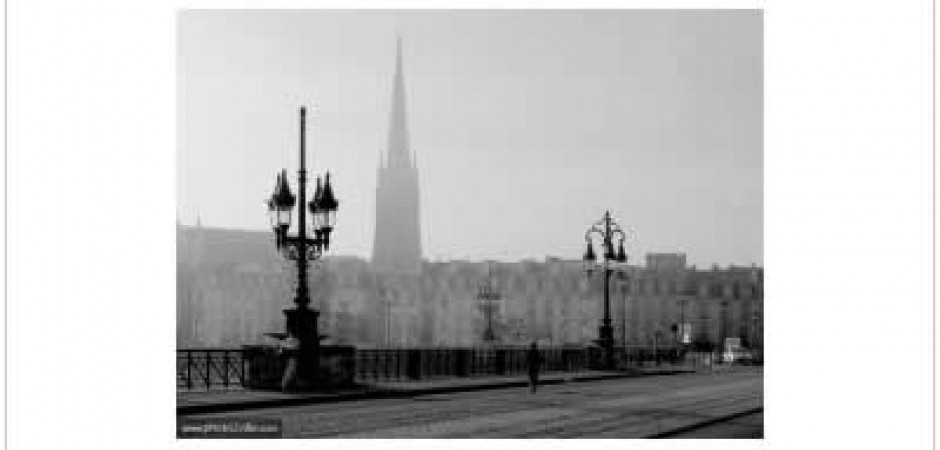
[372, 37, 423, 273]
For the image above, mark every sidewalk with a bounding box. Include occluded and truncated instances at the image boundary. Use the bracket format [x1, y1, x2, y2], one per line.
[178, 366, 695, 416]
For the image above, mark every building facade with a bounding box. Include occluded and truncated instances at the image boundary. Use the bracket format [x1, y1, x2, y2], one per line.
[177, 224, 763, 353]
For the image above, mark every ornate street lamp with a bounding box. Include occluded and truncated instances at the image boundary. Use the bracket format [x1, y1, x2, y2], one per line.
[616, 271, 629, 355]
[266, 106, 338, 386]
[476, 264, 502, 344]
[583, 210, 628, 369]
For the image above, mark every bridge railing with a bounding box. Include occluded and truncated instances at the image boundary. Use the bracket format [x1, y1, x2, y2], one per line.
[177, 345, 611, 390]
[177, 349, 248, 390]
[177, 345, 758, 391]
[351, 347, 604, 383]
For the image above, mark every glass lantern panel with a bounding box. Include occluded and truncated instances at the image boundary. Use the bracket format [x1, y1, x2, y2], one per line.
[309, 210, 322, 232]
[277, 208, 292, 227]
[315, 210, 329, 229]
[267, 207, 278, 228]
[325, 210, 337, 228]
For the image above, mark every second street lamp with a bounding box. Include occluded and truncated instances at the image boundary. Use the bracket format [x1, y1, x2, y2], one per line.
[583, 210, 628, 369]
[266, 106, 339, 388]
[618, 273, 628, 352]
[476, 264, 501, 344]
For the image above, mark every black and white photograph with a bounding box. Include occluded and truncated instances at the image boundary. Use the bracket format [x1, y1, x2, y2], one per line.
[5, 0, 934, 448]
[175, 9, 764, 439]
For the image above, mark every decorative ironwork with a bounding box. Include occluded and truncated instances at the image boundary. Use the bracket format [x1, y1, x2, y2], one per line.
[476, 264, 502, 344]
[177, 349, 248, 390]
[583, 210, 629, 369]
[351, 346, 602, 382]
[265, 106, 339, 385]
[177, 345, 751, 391]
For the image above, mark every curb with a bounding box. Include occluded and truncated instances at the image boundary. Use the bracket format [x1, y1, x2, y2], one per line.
[177, 369, 692, 416]
[645, 407, 763, 438]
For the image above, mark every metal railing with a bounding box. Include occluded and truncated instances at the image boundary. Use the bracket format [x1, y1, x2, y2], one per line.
[618, 347, 762, 368]
[352, 347, 602, 382]
[177, 345, 759, 390]
[177, 349, 248, 390]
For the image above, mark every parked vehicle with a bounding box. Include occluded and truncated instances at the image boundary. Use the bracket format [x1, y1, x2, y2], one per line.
[722, 348, 753, 364]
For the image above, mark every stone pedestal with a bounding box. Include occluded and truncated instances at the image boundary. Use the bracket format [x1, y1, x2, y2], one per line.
[242, 307, 356, 391]
[243, 344, 356, 391]
[596, 323, 615, 369]
[284, 307, 320, 386]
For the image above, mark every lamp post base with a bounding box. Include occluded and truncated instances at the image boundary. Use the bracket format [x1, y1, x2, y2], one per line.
[597, 324, 615, 369]
[283, 307, 320, 389]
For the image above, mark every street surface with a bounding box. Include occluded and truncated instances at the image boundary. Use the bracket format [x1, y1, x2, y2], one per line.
[665, 411, 763, 438]
[189, 367, 762, 438]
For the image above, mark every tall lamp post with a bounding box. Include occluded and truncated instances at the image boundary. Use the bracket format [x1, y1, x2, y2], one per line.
[583, 210, 628, 369]
[476, 264, 501, 344]
[652, 324, 662, 366]
[267, 106, 339, 386]
[717, 299, 729, 364]
[618, 273, 628, 352]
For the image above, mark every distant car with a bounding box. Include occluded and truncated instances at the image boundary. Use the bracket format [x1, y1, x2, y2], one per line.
[722, 349, 753, 364]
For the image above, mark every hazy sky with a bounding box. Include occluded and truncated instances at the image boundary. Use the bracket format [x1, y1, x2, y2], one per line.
[178, 9, 762, 266]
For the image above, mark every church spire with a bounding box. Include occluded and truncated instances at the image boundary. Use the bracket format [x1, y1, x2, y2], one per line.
[373, 35, 423, 274]
[387, 35, 411, 168]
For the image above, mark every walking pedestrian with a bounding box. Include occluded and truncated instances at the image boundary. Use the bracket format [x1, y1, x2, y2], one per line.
[527, 341, 542, 393]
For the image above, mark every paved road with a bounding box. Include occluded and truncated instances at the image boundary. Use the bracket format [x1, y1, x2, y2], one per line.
[664, 411, 763, 438]
[188, 368, 762, 438]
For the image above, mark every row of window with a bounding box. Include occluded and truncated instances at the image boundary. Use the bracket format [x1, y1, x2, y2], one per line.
[622, 280, 763, 299]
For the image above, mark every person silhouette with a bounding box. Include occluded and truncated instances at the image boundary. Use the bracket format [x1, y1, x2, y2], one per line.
[527, 341, 543, 393]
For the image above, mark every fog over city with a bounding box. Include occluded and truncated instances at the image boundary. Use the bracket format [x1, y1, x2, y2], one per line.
[178, 9, 762, 266]
[175, 12, 765, 436]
